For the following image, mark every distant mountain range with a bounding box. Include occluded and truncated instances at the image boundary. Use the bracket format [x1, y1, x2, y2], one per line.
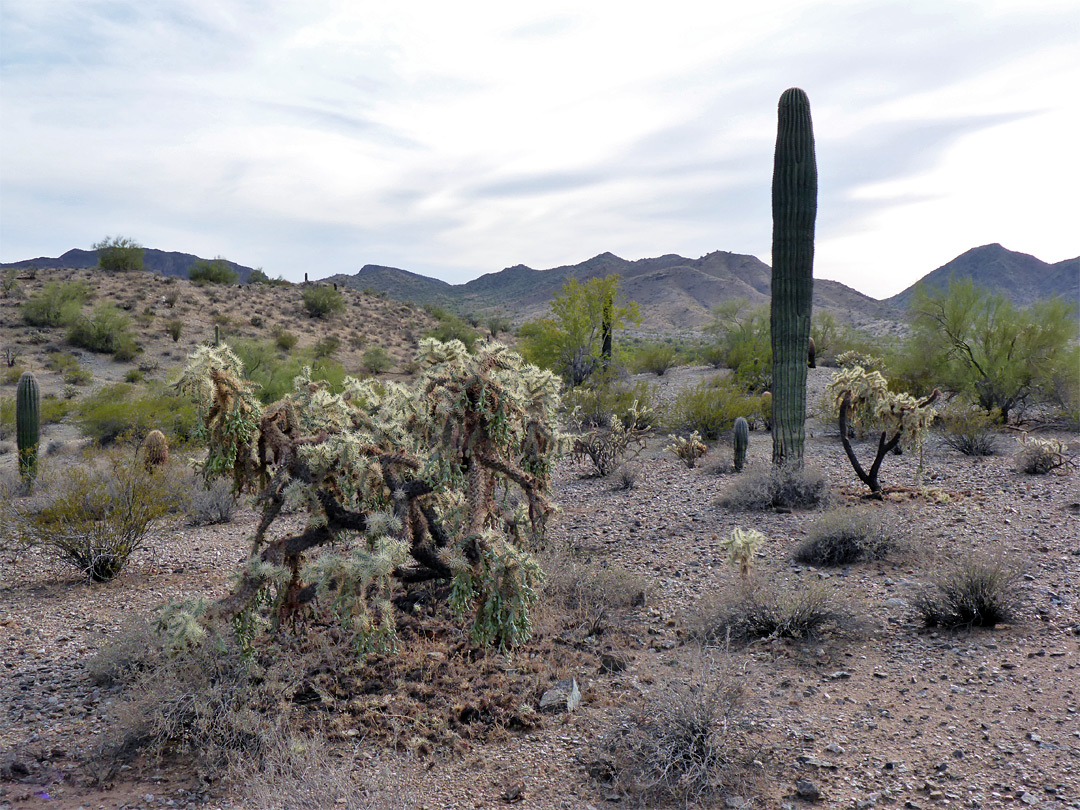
[1, 248, 257, 284]
[330, 244, 1078, 333]
[4, 243, 1075, 334]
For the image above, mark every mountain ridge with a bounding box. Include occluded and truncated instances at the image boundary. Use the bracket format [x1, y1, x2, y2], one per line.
[2, 248, 257, 283]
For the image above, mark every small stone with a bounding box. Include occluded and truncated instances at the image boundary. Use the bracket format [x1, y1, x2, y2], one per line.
[1020, 793, 1039, 805]
[539, 678, 581, 713]
[795, 779, 820, 801]
[825, 743, 844, 754]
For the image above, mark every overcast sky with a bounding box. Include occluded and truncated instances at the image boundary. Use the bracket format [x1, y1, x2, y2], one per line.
[1, 1, 1077, 299]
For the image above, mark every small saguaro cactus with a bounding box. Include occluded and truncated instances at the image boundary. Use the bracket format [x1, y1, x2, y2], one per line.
[143, 429, 169, 469]
[769, 87, 817, 468]
[733, 416, 750, 472]
[807, 336, 816, 369]
[16, 371, 40, 484]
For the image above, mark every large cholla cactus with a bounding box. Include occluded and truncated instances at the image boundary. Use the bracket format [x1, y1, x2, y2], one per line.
[176, 339, 562, 651]
[827, 365, 939, 496]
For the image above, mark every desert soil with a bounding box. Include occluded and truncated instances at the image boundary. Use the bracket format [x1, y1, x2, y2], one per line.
[2, 365, 1079, 810]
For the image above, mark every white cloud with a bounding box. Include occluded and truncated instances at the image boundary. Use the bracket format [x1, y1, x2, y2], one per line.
[1, 0, 1076, 299]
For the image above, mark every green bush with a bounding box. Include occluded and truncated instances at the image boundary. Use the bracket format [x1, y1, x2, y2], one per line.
[424, 313, 478, 351]
[361, 346, 394, 375]
[272, 327, 298, 351]
[67, 303, 140, 359]
[302, 285, 345, 319]
[938, 398, 1000, 456]
[21, 281, 91, 327]
[76, 382, 199, 445]
[165, 318, 183, 342]
[8, 450, 178, 581]
[94, 236, 145, 273]
[188, 258, 238, 285]
[562, 373, 658, 430]
[666, 376, 758, 440]
[45, 350, 93, 386]
[630, 342, 680, 376]
[231, 338, 347, 404]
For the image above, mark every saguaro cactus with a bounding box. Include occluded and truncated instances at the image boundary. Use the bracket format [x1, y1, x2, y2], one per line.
[16, 371, 40, 483]
[769, 87, 817, 467]
[733, 416, 749, 472]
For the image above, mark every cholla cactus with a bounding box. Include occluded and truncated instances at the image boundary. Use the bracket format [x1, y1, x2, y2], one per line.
[1015, 434, 1075, 475]
[178, 338, 562, 652]
[827, 365, 938, 496]
[721, 527, 766, 579]
[666, 431, 707, 469]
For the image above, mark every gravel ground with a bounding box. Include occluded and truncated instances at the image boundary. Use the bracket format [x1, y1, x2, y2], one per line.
[2, 365, 1078, 809]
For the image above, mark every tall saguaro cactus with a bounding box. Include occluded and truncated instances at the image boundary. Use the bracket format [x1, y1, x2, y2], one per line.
[16, 371, 40, 484]
[769, 87, 817, 467]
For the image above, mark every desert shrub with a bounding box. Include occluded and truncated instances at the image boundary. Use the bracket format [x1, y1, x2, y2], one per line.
[164, 318, 183, 342]
[66, 302, 139, 359]
[569, 401, 650, 477]
[562, 373, 658, 430]
[188, 257, 238, 285]
[913, 554, 1023, 629]
[186, 477, 237, 525]
[272, 327, 298, 351]
[424, 313, 478, 351]
[106, 622, 278, 779]
[40, 394, 75, 425]
[94, 235, 144, 273]
[688, 580, 844, 642]
[794, 507, 900, 567]
[593, 662, 746, 807]
[9, 450, 178, 581]
[1013, 435, 1074, 475]
[124, 369, 144, 383]
[666, 376, 758, 440]
[313, 335, 340, 358]
[76, 383, 199, 445]
[46, 350, 93, 386]
[717, 463, 828, 511]
[361, 346, 394, 374]
[21, 280, 91, 327]
[302, 285, 345, 319]
[611, 462, 641, 491]
[543, 554, 650, 615]
[631, 342, 680, 376]
[938, 398, 999, 456]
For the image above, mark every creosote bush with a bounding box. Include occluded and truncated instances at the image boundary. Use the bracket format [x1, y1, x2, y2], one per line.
[666, 375, 759, 441]
[913, 554, 1023, 629]
[938, 398, 999, 456]
[301, 284, 345, 318]
[717, 463, 828, 511]
[8, 450, 179, 581]
[794, 507, 902, 567]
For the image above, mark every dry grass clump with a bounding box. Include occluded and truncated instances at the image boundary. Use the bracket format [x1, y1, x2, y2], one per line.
[716, 463, 829, 512]
[591, 659, 750, 808]
[687, 580, 847, 643]
[184, 475, 238, 525]
[794, 507, 904, 567]
[913, 554, 1024, 629]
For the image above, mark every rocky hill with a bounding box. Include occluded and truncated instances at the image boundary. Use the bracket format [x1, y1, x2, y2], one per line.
[885, 244, 1079, 310]
[331, 250, 902, 334]
[1, 248, 257, 283]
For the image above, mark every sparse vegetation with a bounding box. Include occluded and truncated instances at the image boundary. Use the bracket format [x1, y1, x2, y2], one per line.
[1013, 434, 1075, 475]
[914, 554, 1023, 629]
[21, 280, 92, 327]
[188, 257, 238, 285]
[66, 302, 140, 359]
[666, 375, 759, 440]
[938, 397, 1000, 456]
[717, 462, 828, 511]
[688, 580, 845, 642]
[794, 507, 901, 567]
[301, 284, 345, 318]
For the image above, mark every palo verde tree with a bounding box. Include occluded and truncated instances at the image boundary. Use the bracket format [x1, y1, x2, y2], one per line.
[518, 275, 640, 386]
[769, 87, 817, 467]
[93, 235, 145, 273]
[905, 278, 1076, 424]
[174, 338, 562, 652]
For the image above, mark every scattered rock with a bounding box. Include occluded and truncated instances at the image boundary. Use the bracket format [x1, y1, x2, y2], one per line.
[795, 779, 820, 801]
[539, 678, 581, 713]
